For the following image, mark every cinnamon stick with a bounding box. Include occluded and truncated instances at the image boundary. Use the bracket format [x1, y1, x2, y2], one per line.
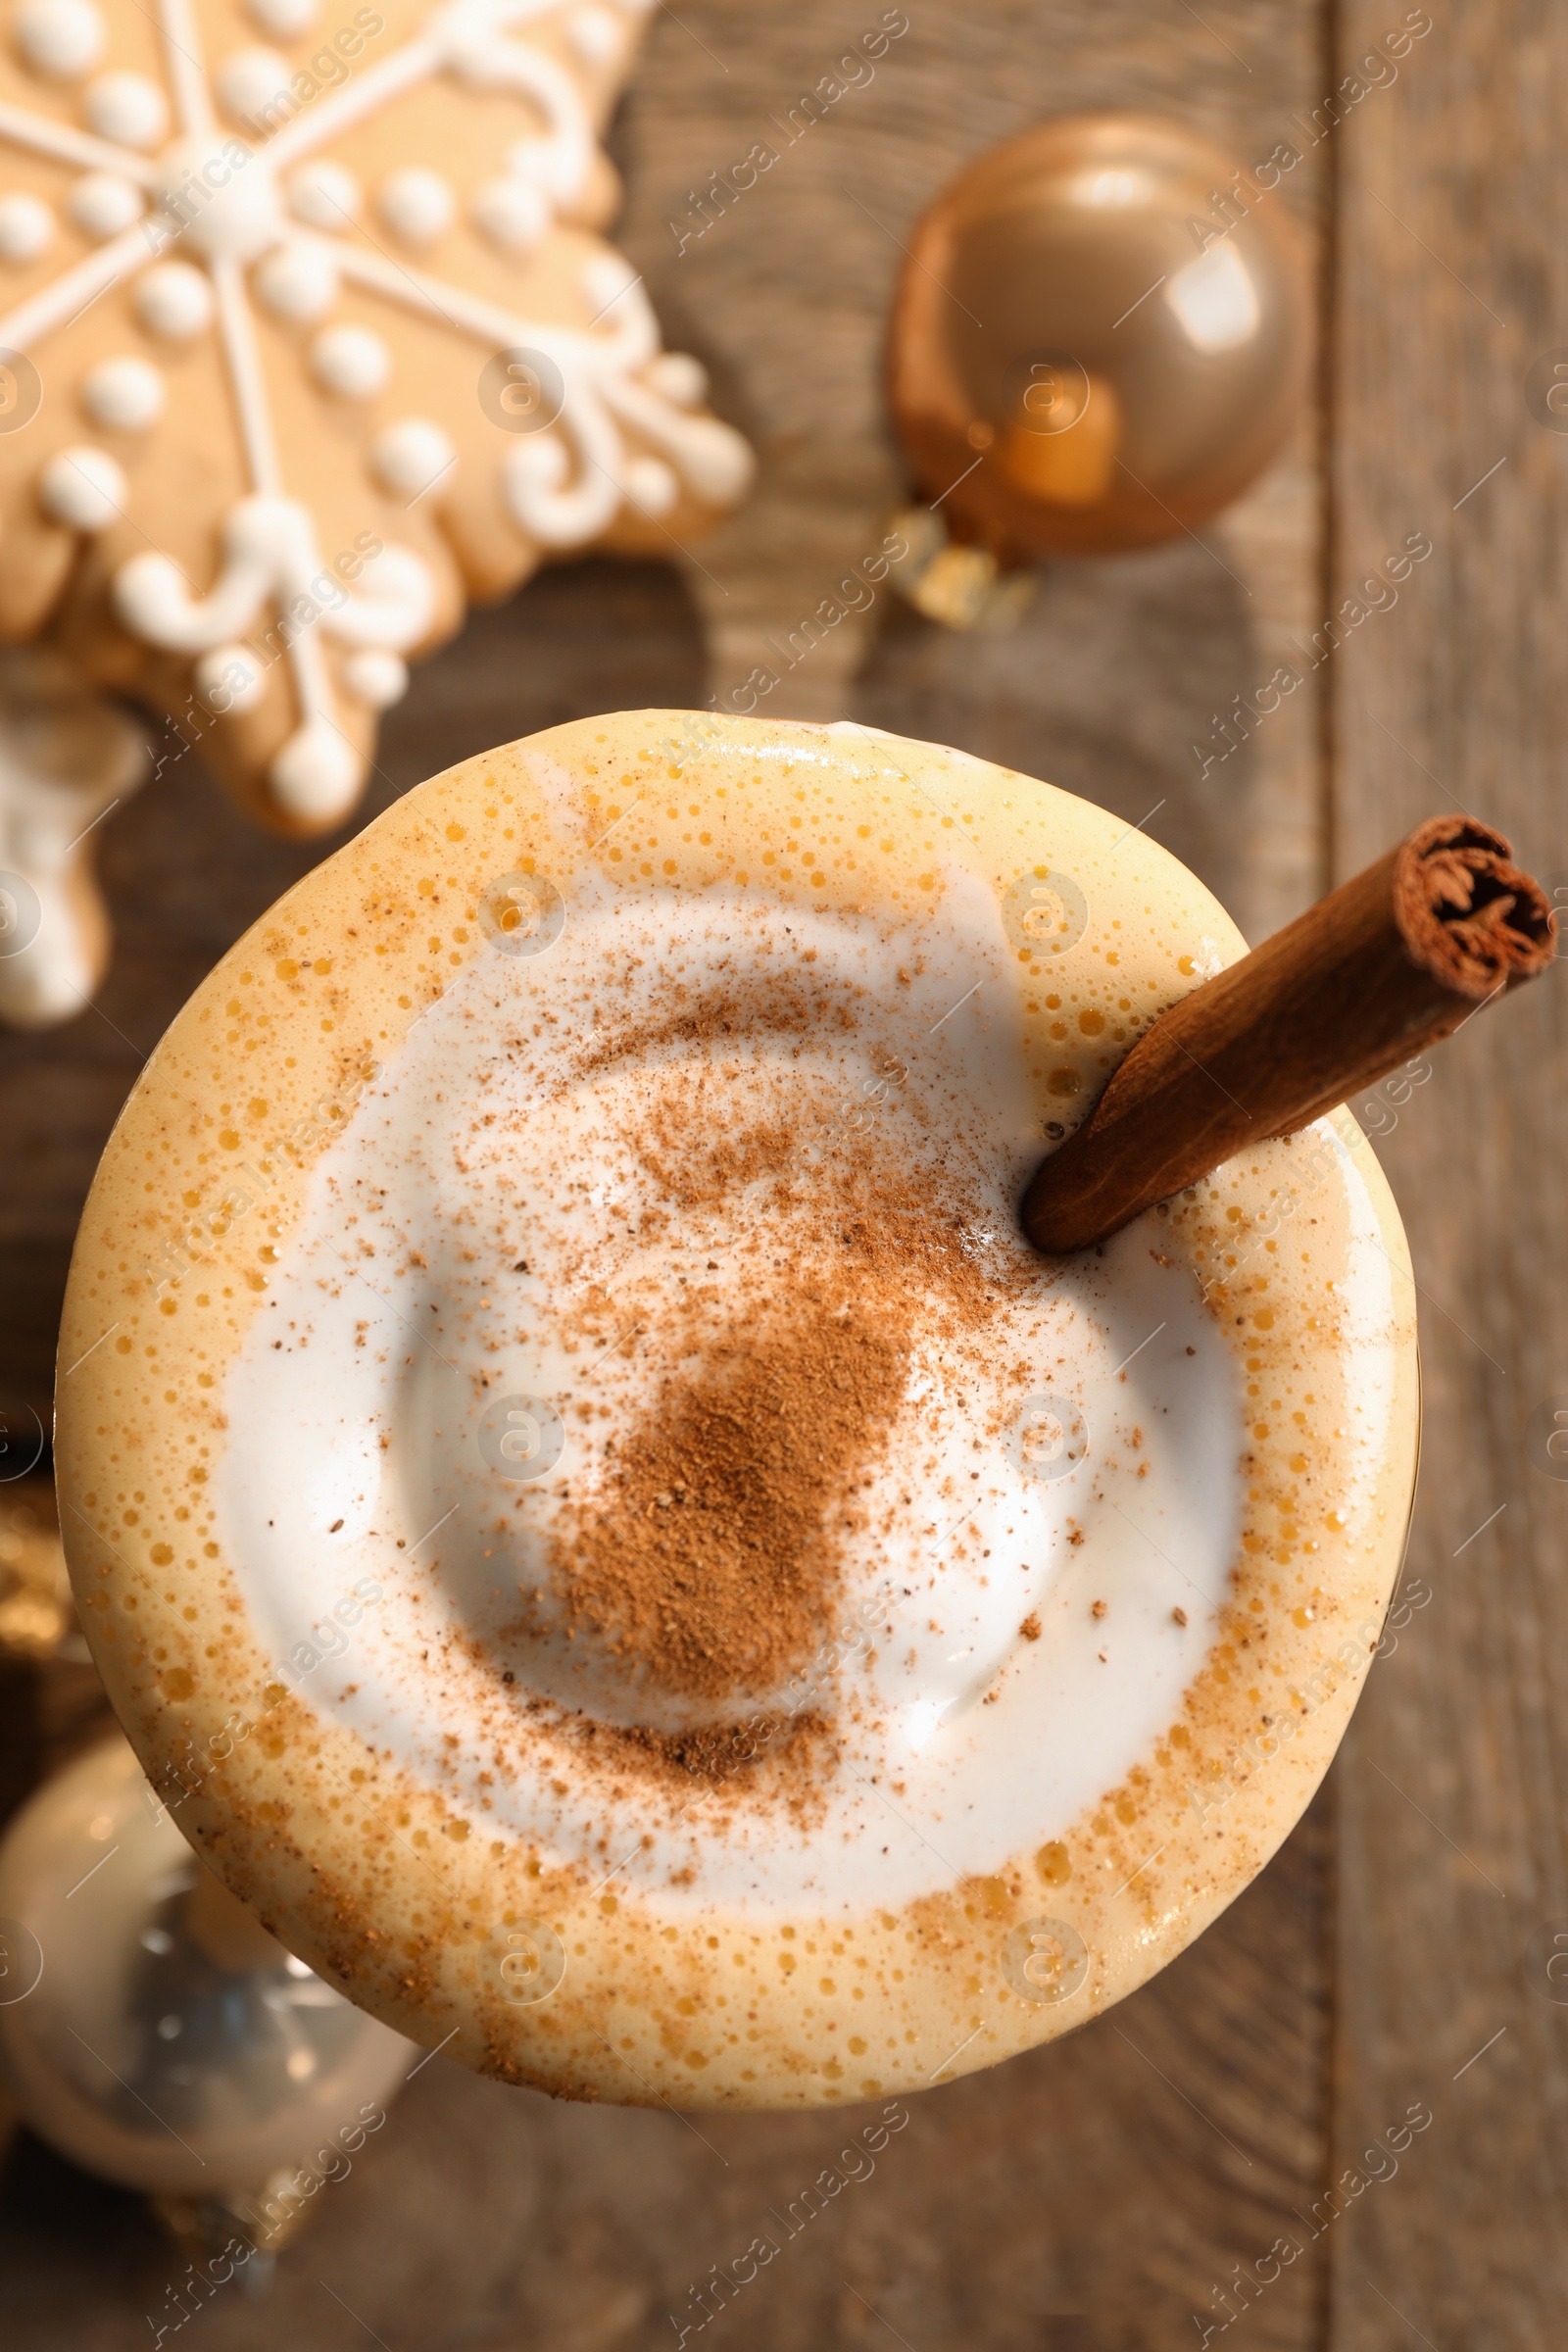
[1021, 815, 1554, 1254]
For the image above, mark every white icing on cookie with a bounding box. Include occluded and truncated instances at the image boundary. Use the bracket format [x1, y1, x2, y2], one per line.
[0, 191, 53, 263]
[469, 174, 547, 256]
[341, 645, 407, 707]
[215, 46, 290, 127]
[194, 642, 265, 710]
[113, 496, 430, 652]
[245, 0, 317, 35]
[38, 443, 124, 529]
[112, 497, 433, 811]
[309, 320, 389, 398]
[370, 416, 454, 499]
[375, 168, 453, 248]
[501, 434, 577, 542]
[67, 171, 142, 239]
[580, 253, 638, 313]
[269, 717, 358, 822]
[646, 412, 753, 507]
[153, 139, 281, 264]
[646, 350, 707, 409]
[134, 260, 212, 338]
[81, 352, 165, 429]
[566, 6, 619, 64]
[436, 19, 592, 205]
[13, 0, 104, 81]
[0, 651, 144, 1031]
[623, 452, 676, 514]
[288, 160, 360, 228]
[253, 239, 337, 321]
[84, 70, 168, 148]
[0, 0, 753, 872]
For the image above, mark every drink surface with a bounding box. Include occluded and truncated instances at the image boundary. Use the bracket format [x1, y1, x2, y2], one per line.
[56, 712, 1420, 2107]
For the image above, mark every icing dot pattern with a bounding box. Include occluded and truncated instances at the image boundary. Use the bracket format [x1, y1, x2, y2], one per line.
[309, 320, 390, 398]
[245, 0, 316, 33]
[134, 260, 213, 338]
[39, 442, 123, 527]
[195, 641, 265, 710]
[376, 168, 454, 247]
[67, 171, 142, 238]
[214, 45, 292, 124]
[253, 240, 337, 321]
[84, 69, 168, 146]
[288, 160, 360, 228]
[371, 416, 455, 497]
[470, 174, 547, 254]
[0, 0, 753, 837]
[14, 0, 105, 79]
[567, 5, 619, 63]
[341, 645, 408, 707]
[0, 191, 53, 262]
[80, 352, 165, 429]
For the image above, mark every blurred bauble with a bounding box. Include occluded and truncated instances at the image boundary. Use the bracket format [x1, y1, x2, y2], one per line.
[0, 1476, 73, 1659]
[0, 1733, 413, 2200]
[889, 112, 1312, 562]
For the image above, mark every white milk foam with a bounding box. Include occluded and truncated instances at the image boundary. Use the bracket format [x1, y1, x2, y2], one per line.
[220, 871, 1247, 1913]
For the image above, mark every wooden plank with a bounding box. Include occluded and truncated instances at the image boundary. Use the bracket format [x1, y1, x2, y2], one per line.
[1329, 4, 1568, 2343]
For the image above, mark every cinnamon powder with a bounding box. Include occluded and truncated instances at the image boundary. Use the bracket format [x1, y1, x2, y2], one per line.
[555, 1298, 907, 1699]
[498, 961, 1007, 1802]
[541, 1702, 838, 1808]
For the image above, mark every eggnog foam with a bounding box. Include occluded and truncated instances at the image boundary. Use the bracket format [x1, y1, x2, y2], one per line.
[56, 715, 1419, 2108]
[223, 876, 1246, 1907]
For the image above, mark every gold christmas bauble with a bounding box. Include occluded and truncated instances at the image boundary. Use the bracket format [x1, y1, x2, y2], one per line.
[889, 112, 1312, 561]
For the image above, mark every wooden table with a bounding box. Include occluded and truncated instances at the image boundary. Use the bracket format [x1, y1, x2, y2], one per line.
[2, 3, 1563, 2344]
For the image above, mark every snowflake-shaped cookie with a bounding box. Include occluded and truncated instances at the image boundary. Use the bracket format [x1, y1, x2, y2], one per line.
[0, 0, 752, 831]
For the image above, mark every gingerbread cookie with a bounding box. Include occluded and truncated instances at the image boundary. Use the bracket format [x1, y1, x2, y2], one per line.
[0, 0, 751, 852]
[0, 645, 144, 1028]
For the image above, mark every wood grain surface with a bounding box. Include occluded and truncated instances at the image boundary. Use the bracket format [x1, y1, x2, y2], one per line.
[7, 0, 1527, 2345]
[1328, 3, 1568, 2345]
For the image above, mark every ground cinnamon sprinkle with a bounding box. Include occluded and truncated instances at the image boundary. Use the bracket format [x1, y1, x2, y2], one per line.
[631, 1080, 797, 1211]
[569, 975, 845, 1081]
[555, 1298, 908, 1699]
[545, 1703, 838, 1813]
[483, 948, 1016, 1808]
